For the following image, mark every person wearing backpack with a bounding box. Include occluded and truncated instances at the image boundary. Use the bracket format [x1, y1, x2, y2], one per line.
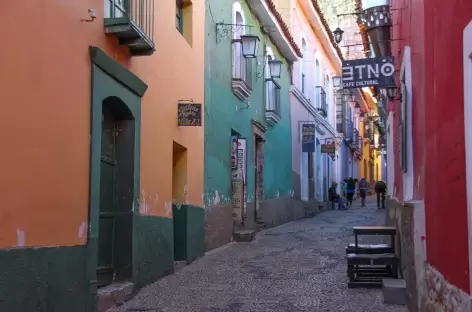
[358, 177, 367, 207]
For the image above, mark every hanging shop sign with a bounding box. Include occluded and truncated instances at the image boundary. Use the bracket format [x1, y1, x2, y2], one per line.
[232, 138, 247, 183]
[342, 56, 395, 89]
[352, 129, 360, 149]
[177, 103, 202, 126]
[238, 139, 247, 183]
[321, 143, 336, 154]
[231, 136, 238, 169]
[301, 124, 315, 153]
[232, 180, 244, 223]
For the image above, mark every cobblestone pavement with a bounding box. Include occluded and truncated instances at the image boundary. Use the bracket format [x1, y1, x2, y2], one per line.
[110, 197, 407, 312]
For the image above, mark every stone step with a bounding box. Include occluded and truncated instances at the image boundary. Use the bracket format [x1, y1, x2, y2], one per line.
[382, 278, 407, 305]
[233, 229, 256, 242]
[174, 261, 187, 272]
[97, 281, 134, 312]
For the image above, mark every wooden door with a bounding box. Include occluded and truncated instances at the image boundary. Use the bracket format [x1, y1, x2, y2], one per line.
[97, 105, 134, 287]
[98, 114, 118, 287]
[255, 138, 264, 215]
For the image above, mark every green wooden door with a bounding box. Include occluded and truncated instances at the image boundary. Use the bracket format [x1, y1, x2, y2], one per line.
[97, 113, 119, 287]
[97, 103, 135, 287]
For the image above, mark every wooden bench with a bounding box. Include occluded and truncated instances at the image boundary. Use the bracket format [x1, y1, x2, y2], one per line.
[346, 226, 399, 288]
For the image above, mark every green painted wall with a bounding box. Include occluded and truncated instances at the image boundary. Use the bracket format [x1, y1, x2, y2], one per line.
[133, 216, 175, 287]
[0, 246, 90, 312]
[0, 49, 177, 312]
[172, 205, 205, 263]
[204, 0, 293, 207]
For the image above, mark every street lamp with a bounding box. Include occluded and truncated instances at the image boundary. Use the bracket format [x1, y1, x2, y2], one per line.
[333, 27, 344, 44]
[332, 76, 342, 88]
[350, 93, 356, 102]
[354, 102, 360, 115]
[240, 34, 260, 58]
[386, 83, 401, 101]
[268, 59, 283, 78]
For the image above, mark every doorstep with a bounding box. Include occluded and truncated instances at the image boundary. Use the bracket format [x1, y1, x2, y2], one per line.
[97, 281, 134, 312]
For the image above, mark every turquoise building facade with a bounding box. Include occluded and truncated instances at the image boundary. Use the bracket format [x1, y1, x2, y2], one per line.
[203, 0, 302, 250]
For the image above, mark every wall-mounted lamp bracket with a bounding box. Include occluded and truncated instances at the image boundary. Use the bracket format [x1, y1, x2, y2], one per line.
[215, 23, 253, 43]
[178, 98, 195, 103]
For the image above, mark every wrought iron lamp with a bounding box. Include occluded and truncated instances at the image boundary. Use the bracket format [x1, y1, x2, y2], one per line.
[333, 27, 344, 44]
[268, 59, 283, 78]
[350, 93, 356, 102]
[332, 76, 342, 88]
[240, 34, 260, 58]
[386, 84, 401, 101]
[354, 102, 361, 115]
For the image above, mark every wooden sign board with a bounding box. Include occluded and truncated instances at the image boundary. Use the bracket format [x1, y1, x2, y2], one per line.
[178, 103, 202, 126]
[321, 143, 335, 154]
[232, 180, 244, 223]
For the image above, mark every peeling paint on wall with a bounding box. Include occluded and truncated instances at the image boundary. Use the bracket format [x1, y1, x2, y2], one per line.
[16, 229, 25, 247]
[78, 221, 87, 242]
[139, 190, 151, 215]
[165, 201, 172, 218]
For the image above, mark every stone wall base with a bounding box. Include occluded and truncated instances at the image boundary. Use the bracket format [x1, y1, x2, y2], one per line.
[204, 202, 234, 252]
[386, 197, 472, 312]
[423, 264, 472, 312]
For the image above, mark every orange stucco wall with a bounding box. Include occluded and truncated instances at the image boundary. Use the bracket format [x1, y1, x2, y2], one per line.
[0, 0, 204, 248]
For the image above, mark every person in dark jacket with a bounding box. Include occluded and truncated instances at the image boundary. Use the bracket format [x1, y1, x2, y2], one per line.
[375, 180, 387, 209]
[358, 178, 367, 207]
[346, 177, 356, 208]
[328, 182, 338, 210]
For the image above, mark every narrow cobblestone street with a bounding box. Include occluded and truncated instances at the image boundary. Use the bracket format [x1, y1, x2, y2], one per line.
[110, 198, 407, 312]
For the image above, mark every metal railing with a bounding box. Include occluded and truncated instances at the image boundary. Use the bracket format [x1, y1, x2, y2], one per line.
[106, 0, 155, 42]
[352, 128, 361, 149]
[314, 86, 327, 117]
[265, 79, 281, 116]
[232, 41, 252, 89]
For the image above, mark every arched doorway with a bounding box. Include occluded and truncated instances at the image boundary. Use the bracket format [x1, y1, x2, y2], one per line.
[98, 96, 135, 287]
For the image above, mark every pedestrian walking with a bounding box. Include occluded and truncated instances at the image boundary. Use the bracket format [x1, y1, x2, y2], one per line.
[374, 180, 387, 209]
[328, 182, 338, 210]
[358, 177, 367, 207]
[346, 177, 356, 208]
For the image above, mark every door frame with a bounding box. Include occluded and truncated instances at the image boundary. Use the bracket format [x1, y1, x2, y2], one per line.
[87, 47, 147, 292]
[252, 121, 265, 220]
[463, 21, 472, 292]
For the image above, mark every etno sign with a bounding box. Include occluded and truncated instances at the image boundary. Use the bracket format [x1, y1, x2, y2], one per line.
[342, 56, 395, 89]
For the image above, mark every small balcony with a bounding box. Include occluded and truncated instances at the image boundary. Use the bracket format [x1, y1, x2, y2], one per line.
[232, 40, 252, 101]
[314, 86, 327, 117]
[104, 0, 155, 56]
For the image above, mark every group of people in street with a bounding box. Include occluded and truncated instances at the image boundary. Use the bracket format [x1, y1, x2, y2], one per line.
[328, 177, 387, 210]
